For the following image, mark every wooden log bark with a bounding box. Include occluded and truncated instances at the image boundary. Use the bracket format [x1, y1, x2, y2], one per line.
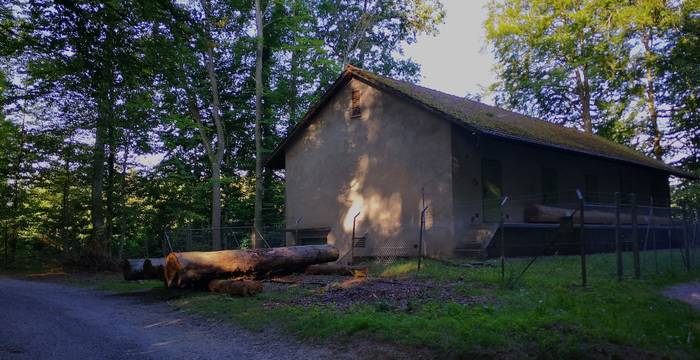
[208, 279, 262, 296]
[122, 259, 147, 281]
[122, 258, 165, 281]
[144, 258, 166, 281]
[524, 204, 670, 225]
[165, 244, 339, 288]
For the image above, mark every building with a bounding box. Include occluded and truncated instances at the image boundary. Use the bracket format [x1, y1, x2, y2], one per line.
[266, 65, 693, 261]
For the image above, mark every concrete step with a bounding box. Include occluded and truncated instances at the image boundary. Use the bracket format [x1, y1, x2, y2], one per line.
[459, 242, 484, 250]
[454, 248, 486, 260]
[457, 223, 500, 249]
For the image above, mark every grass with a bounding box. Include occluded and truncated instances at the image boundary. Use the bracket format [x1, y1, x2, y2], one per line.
[84, 250, 700, 358]
[95, 279, 164, 293]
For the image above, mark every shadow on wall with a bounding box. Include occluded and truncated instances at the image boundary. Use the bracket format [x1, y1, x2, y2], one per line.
[333, 83, 434, 258]
[338, 154, 403, 237]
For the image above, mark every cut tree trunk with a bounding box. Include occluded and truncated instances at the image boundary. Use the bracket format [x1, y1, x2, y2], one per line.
[164, 244, 339, 288]
[524, 204, 670, 225]
[122, 258, 165, 281]
[208, 279, 262, 296]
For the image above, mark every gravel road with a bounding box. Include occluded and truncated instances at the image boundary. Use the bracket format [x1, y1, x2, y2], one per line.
[0, 277, 347, 360]
[662, 281, 700, 311]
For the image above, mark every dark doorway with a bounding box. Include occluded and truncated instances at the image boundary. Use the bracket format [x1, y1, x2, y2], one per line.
[482, 158, 503, 223]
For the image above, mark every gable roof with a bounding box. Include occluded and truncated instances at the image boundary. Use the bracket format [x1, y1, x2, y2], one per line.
[267, 65, 692, 178]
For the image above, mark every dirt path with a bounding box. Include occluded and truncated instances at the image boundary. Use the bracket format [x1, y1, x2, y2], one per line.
[0, 277, 354, 360]
[662, 282, 700, 311]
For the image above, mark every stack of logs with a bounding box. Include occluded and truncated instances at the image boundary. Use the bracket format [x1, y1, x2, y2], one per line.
[122, 244, 357, 297]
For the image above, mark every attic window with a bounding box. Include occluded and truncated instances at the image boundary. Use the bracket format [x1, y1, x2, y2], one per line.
[351, 89, 362, 118]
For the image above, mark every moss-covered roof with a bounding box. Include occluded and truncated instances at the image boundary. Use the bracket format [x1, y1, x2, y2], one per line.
[348, 65, 690, 178]
[268, 65, 690, 178]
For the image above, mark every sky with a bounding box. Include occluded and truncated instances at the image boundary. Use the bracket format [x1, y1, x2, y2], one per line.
[404, 0, 496, 101]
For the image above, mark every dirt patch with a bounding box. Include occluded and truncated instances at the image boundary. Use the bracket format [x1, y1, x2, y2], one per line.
[262, 275, 492, 310]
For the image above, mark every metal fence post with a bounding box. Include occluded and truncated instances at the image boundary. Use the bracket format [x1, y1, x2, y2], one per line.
[690, 209, 700, 263]
[615, 192, 622, 281]
[294, 217, 303, 247]
[186, 225, 192, 251]
[631, 194, 640, 279]
[683, 205, 690, 271]
[416, 205, 429, 276]
[3, 224, 8, 269]
[651, 198, 658, 274]
[577, 189, 586, 287]
[500, 196, 509, 281]
[351, 212, 360, 265]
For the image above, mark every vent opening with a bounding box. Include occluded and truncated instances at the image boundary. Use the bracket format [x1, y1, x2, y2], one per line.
[351, 89, 361, 118]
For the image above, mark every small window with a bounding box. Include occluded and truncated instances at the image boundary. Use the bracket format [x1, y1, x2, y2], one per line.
[651, 175, 670, 207]
[293, 227, 330, 246]
[351, 89, 361, 118]
[584, 174, 599, 203]
[542, 168, 558, 205]
[620, 175, 634, 204]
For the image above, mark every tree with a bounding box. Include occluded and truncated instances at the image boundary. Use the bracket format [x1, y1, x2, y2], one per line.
[0, 0, 447, 268]
[195, 0, 227, 250]
[610, 1, 684, 160]
[22, 0, 139, 264]
[253, 0, 264, 248]
[486, 0, 631, 133]
[665, 0, 700, 207]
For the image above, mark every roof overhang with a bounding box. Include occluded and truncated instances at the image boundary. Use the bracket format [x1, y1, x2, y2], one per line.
[266, 65, 696, 180]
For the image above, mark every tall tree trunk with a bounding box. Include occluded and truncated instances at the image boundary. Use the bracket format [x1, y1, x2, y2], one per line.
[118, 139, 129, 260]
[200, 0, 226, 250]
[253, 0, 264, 249]
[61, 139, 72, 252]
[90, 111, 107, 260]
[105, 126, 116, 253]
[575, 65, 593, 134]
[643, 30, 663, 160]
[8, 120, 26, 265]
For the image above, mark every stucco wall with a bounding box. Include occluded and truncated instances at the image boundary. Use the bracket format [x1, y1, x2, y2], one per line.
[451, 127, 671, 235]
[285, 79, 455, 261]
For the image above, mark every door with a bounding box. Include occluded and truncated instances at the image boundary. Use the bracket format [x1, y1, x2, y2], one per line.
[482, 158, 502, 223]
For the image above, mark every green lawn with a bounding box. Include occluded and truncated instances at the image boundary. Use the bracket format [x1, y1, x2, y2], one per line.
[92, 250, 700, 358]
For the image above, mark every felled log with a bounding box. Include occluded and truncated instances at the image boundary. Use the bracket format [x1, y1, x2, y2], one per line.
[145, 258, 166, 281]
[524, 204, 671, 225]
[208, 279, 263, 297]
[122, 258, 165, 281]
[304, 263, 368, 278]
[165, 244, 339, 288]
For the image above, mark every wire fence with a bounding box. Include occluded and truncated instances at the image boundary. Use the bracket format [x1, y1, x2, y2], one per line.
[148, 188, 697, 288]
[160, 224, 286, 255]
[492, 190, 698, 285]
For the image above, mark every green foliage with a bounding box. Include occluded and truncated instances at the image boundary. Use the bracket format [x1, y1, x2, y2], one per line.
[485, 0, 633, 132]
[0, 0, 445, 266]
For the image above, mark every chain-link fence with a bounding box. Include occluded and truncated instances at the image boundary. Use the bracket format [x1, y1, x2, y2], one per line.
[161, 224, 286, 255]
[493, 191, 698, 285]
[372, 237, 420, 265]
